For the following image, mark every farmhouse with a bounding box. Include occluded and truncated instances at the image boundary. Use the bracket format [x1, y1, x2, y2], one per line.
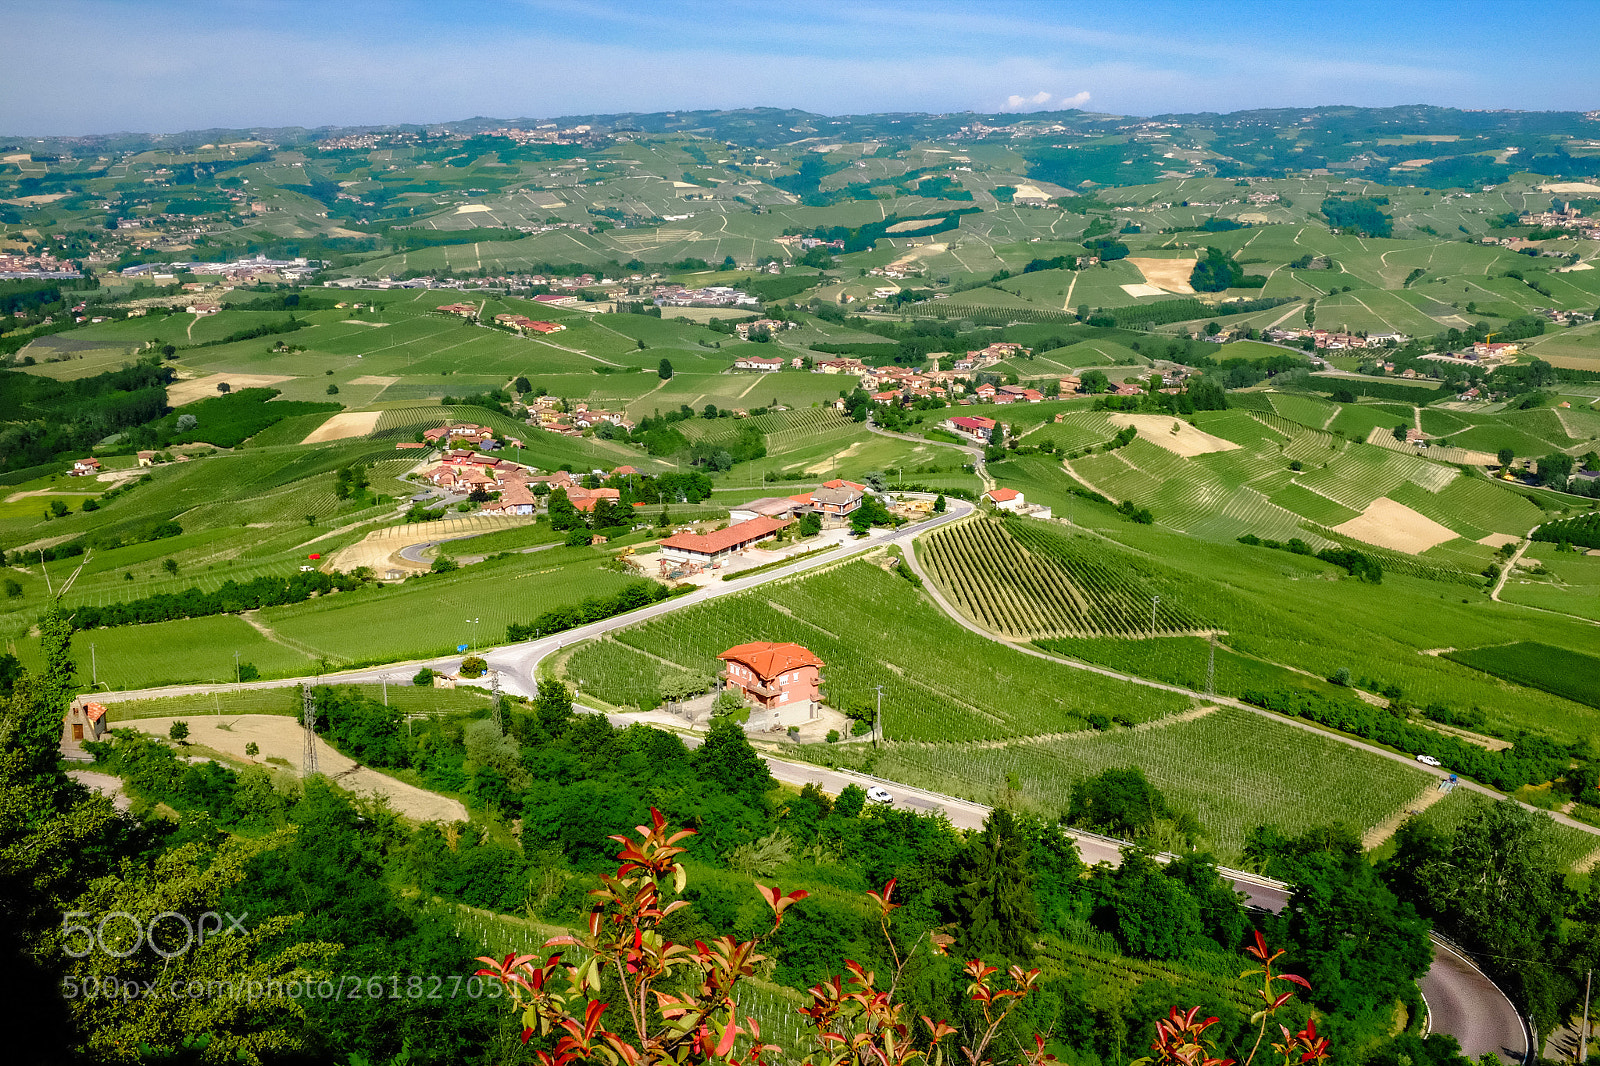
[657, 515, 791, 567]
[717, 641, 823, 710]
[983, 486, 1053, 520]
[437, 302, 478, 317]
[62, 700, 108, 745]
[945, 415, 998, 443]
[69, 457, 102, 476]
[812, 479, 865, 523]
[567, 486, 621, 512]
[733, 354, 784, 372]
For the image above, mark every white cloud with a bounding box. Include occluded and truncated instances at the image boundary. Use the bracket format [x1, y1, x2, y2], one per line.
[1062, 90, 1091, 109]
[1002, 89, 1089, 112]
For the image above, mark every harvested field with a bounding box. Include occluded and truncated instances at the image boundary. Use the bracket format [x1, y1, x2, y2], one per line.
[1477, 532, 1521, 548]
[454, 203, 492, 213]
[301, 410, 382, 444]
[1107, 413, 1241, 456]
[1120, 283, 1169, 298]
[1332, 497, 1458, 554]
[115, 715, 468, 823]
[326, 513, 532, 574]
[350, 375, 400, 386]
[1126, 257, 1197, 294]
[168, 373, 294, 405]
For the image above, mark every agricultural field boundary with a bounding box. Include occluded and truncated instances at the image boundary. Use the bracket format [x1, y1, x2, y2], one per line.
[897, 535, 1600, 841]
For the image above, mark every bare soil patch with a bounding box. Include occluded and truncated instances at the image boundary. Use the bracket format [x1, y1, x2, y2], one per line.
[1477, 532, 1521, 549]
[301, 410, 381, 444]
[326, 514, 529, 574]
[1119, 283, 1169, 298]
[1126, 257, 1197, 294]
[1332, 497, 1457, 554]
[1107, 413, 1240, 456]
[350, 375, 400, 386]
[168, 373, 293, 406]
[1362, 782, 1449, 849]
[115, 715, 467, 823]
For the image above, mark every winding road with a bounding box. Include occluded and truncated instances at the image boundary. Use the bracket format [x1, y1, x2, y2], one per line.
[89, 497, 1532, 1060]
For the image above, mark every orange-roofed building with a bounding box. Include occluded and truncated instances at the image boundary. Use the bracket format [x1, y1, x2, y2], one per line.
[718, 642, 823, 710]
[63, 700, 109, 745]
[658, 515, 790, 566]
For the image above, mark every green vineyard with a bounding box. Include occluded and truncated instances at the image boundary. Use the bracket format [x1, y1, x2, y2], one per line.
[918, 515, 1207, 638]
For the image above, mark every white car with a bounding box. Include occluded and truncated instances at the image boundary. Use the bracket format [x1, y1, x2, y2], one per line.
[865, 786, 893, 805]
[1416, 754, 1442, 768]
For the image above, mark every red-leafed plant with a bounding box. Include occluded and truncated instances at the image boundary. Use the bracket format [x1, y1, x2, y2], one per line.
[1133, 931, 1323, 1066]
[476, 810, 1328, 1066]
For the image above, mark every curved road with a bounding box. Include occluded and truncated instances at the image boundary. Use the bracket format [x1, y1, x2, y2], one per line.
[92, 497, 1531, 1061]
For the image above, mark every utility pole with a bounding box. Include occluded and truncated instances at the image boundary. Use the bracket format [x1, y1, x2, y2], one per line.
[874, 685, 883, 749]
[234, 650, 240, 685]
[1150, 595, 1160, 634]
[466, 617, 480, 653]
[300, 683, 319, 777]
[381, 673, 388, 707]
[90, 642, 97, 689]
[1206, 631, 1217, 697]
[1583, 968, 1592, 1064]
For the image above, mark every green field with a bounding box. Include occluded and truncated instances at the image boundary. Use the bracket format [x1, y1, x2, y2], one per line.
[1445, 642, 1600, 710]
[609, 559, 1193, 742]
[818, 705, 1430, 866]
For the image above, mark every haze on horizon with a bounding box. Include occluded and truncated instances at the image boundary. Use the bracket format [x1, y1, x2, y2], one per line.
[6, 0, 1600, 138]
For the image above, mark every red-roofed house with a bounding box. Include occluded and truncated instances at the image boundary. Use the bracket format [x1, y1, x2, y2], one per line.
[812, 479, 865, 523]
[63, 700, 108, 744]
[983, 487, 1025, 512]
[945, 415, 998, 443]
[658, 516, 791, 567]
[717, 642, 823, 710]
[567, 486, 621, 513]
[70, 457, 102, 476]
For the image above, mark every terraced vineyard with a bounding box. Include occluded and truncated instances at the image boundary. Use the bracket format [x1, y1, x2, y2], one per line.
[919, 516, 1206, 638]
[609, 559, 1191, 742]
[677, 406, 853, 450]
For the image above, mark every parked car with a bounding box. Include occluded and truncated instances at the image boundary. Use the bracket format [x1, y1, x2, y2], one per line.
[865, 786, 893, 805]
[1416, 754, 1442, 767]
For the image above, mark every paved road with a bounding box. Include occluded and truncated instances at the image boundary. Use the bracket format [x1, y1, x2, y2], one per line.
[89, 495, 1530, 1061]
[753, 745, 1526, 1065]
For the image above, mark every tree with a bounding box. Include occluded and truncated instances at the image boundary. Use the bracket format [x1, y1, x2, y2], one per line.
[3, 579, 20, 599]
[692, 714, 773, 801]
[1079, 369, 1110, 394]
[413, 667, 435, 686]
[162, 558, 178, 576]
[955, 808, 1040, 960]
[175, 413, 198, 432]
[1392, 423, 1408, 442]
[216, 381, 231, 394]
[1498, 447, 1515, 468]
[933, 493, 947, 514]
[658, 357, 673, 380]
[534, 677, 573, 736]
[459, 655, 487, 678]
[1067, 766, 1174, 840]
[168, 720, 190, 744]
[1538, 452, 1574, 487]
[326, 383, 339, 395]
[513, 375, 532, 394]
[430, 555, 458, 573]
[245, 741, 259, 757]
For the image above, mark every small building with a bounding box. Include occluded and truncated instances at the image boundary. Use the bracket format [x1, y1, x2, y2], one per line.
[63, 700, 109, 745]
[984, 487, 1025, 512]
[729, 496, 805, 524]
[657, 515, 791, 567]
[70, 457, 102, 476]
[717, 641, 823, 710]
[733, 355, 783, 372]
[136, 451, 157, 467]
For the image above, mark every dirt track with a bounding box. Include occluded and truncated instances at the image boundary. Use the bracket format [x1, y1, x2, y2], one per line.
[115, 715, 468, 824]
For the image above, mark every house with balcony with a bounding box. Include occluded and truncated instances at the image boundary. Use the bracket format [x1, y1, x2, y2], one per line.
[717, 641, 823, 710]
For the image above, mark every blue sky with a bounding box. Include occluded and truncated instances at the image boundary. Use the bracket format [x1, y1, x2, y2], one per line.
[7, 0, 1600, 136]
